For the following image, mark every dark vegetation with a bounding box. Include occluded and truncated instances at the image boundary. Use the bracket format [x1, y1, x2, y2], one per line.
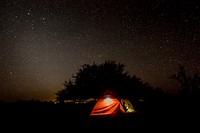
[1, 61, 200, 130]
[55, 60, 160, 103]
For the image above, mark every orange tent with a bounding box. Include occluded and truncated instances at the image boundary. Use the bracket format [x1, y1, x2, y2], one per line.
[90, 96, 125, 116]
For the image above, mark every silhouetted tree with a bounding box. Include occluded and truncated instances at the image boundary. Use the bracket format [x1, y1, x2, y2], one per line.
[170, 63, 200, 98]
[55, 89, 67, 104]
[55, 60, 158, 103]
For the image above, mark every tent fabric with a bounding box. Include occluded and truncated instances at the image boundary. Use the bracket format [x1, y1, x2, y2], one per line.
[121, 99, 136, 113]
[90, 97, 125, 116]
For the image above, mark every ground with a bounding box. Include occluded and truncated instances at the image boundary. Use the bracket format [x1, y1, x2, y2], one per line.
[0, 101, 199, 131]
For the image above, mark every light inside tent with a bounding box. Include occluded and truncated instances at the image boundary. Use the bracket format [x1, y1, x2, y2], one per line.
[105, 97, 112, 105]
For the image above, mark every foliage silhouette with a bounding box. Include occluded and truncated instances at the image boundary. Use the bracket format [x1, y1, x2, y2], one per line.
[170, 63, 200, 98]
[55, 60, 159, 103]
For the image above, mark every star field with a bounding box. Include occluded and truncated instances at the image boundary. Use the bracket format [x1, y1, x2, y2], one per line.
[0, 0, 200, 101]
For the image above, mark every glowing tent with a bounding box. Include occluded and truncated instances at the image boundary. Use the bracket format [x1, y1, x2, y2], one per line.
[90, 95, 126, 116]
[121, 99, 136, 113]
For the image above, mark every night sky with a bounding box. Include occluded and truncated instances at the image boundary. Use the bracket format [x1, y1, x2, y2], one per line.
[0, 0, 200, 102]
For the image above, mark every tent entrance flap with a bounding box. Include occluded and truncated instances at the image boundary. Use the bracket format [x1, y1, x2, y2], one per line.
[121, 99, 136, 113]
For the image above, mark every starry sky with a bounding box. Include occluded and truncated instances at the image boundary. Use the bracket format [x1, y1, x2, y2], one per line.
[0, 0, 200, 102]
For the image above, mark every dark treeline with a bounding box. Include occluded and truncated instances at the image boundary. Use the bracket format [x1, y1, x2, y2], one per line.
[1, 61, 200, 130]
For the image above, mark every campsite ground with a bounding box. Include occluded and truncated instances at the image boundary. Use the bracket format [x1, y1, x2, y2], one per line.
[0, 101, 199, 131]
